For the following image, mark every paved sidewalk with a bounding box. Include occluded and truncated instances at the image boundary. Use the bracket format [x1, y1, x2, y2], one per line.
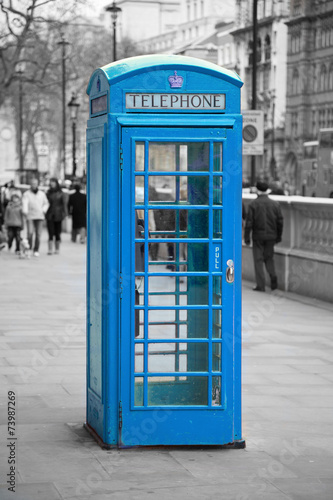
[0, 233, 333, 500]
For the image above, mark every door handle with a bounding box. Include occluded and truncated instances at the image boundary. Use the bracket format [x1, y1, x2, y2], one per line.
[226, 259, 234, 283]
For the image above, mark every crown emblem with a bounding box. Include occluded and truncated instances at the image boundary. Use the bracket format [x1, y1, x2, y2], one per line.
[168, 71, 183, 89]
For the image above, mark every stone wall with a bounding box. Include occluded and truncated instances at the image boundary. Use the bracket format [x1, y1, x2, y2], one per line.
[242, 194, 333, 303]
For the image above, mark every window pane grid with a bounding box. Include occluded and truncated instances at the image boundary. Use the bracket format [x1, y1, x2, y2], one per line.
[132, 139, 224, 409]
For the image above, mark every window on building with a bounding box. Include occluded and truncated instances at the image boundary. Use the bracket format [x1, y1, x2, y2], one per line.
[312, 110, 317, 137]
[292, 68, 300, 95]
[219, 48, 224, 66]
[320, 64, 327, 91]
[326, 28, 330, 46]
[264, 35, 271, 61]
[194, 1, 197, 19]
[291, 112, 298, 137]
[312, 64, 317, 92]
[257, 37, 262, 63]
[263, 67, 270, 90]
[330, 26, 333, 46]
[248, 40, 253, 66]
[187, 1, 190, 21]
[322, 29, 326, 48]
[225, 44, 230, 64]
[201, 0, 204, 17]
[328, 64, 333, 90]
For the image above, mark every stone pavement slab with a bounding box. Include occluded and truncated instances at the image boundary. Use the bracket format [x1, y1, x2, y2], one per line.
[0, 232, 333, 499]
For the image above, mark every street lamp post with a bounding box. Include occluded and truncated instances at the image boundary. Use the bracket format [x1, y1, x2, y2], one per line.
[251, 0, 258, 186]
[105, 1, 122, 62]
[58, 34, 70, 179]
[68, 94, 80, 178]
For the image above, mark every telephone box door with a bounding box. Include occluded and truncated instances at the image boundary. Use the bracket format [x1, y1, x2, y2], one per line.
[120, 126, 240, 446]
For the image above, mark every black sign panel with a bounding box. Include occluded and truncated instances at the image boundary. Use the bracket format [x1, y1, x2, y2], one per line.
[91, 94, 107, 115]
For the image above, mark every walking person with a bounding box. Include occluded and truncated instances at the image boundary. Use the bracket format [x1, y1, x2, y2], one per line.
[4, 194, 24, 254]
[22, 179, 49, 257]
[244, 181, 283, 292]
[68, 184, 86, 243]
[46, 178, 67, 255]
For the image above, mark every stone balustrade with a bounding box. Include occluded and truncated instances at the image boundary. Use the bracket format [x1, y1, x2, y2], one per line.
[242, 194, 333, 303]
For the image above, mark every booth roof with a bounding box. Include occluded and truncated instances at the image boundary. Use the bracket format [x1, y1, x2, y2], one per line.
[86, 54, 243, 95]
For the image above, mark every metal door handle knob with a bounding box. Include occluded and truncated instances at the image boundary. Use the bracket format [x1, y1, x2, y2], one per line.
[226, 260, 234, 283]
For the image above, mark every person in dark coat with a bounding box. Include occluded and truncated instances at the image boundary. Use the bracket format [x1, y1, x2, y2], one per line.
[244, 180, 283, 292]
[46, 178, 67, 254]
[68, 184, 87, 243]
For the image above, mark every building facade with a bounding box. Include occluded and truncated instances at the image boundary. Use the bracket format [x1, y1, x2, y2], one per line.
[231, 0, 289, 184]
[285, 0, 333, 192]
[138, 0, 234, 55]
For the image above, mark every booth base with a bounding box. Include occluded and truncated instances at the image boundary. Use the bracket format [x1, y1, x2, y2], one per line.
[84, 422, 246, 450]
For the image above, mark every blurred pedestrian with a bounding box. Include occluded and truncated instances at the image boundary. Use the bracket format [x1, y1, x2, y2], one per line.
[68, 184, 86, 243]
[4, 194, 23, 254]
[22, 179, 49, 257]
[244, 180, 283, 292]
[3, 180, 22, 208]
[46, 178, 67, 255]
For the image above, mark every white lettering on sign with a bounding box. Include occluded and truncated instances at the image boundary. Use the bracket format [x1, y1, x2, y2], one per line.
[214, 245, 221, 271]
[126, 93, 226, 111]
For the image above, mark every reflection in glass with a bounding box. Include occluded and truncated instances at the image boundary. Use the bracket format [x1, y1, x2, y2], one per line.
[135, 176, 144, 204]
[135, 142, 145, 171]
[212, 376, 222, 406]
[213, 210, 222, 238]
[148, 176, 210, 205]
[135, 343, 144, 372]
[148, 342, 208, 372]
[134, 377, 144, 406]
[148, 143, 209, 172]
[212, 342, 221, 372]
[213, 309, 222, 338]
[213, 176, 223, 205]
[149, 143, 176, 171]
[148, 376, 208, 405]
[213, 276, 222, 305]
[135, 243, 144, 272]
[213, 143, 223, 171]
[135, 309, 144, 339]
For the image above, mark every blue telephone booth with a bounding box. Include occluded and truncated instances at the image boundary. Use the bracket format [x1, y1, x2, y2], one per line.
[86, 55, 244, 448]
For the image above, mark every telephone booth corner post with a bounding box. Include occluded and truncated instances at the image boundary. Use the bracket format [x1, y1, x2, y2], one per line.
[85, 55, 245, 448]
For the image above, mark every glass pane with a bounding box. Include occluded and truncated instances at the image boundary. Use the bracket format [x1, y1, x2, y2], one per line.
[148, 176, 209, 205]
[187, 143, 209, 171]
[135, 142, 145, 171]
[212, 376, 222, 406]
[212, 342, 221, 372]
[213, 309, 222, 338]
[135, 210, 144, 239]
[148, 308, 209, 339]
[135, 242, 145, 272]
[148, 342, 208, 372]
[149, 143, 176, 171]
[148, 142, 209, 172]
[213, 176, 223, 205]
[149, 276, 176, 292]
[135, 176, 144, 204]
[148, 242, 188, 272]
[134, 377, 144, 406]
[213, 143, 223, 171]
[213, 276, 222, 305]
[149, 294, 176, 306]
[135, 343, 144, 373]
[149, 209, 208, 239]
[135, 309, 144, 339]
[187, 242, 209, 271]
[213, 210, 222, 238]
[148, 376, 208, 405]
[135, 277, 144, 305]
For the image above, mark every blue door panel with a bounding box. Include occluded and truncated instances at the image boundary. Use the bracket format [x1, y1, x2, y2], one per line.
[120, 127, 239, 446]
